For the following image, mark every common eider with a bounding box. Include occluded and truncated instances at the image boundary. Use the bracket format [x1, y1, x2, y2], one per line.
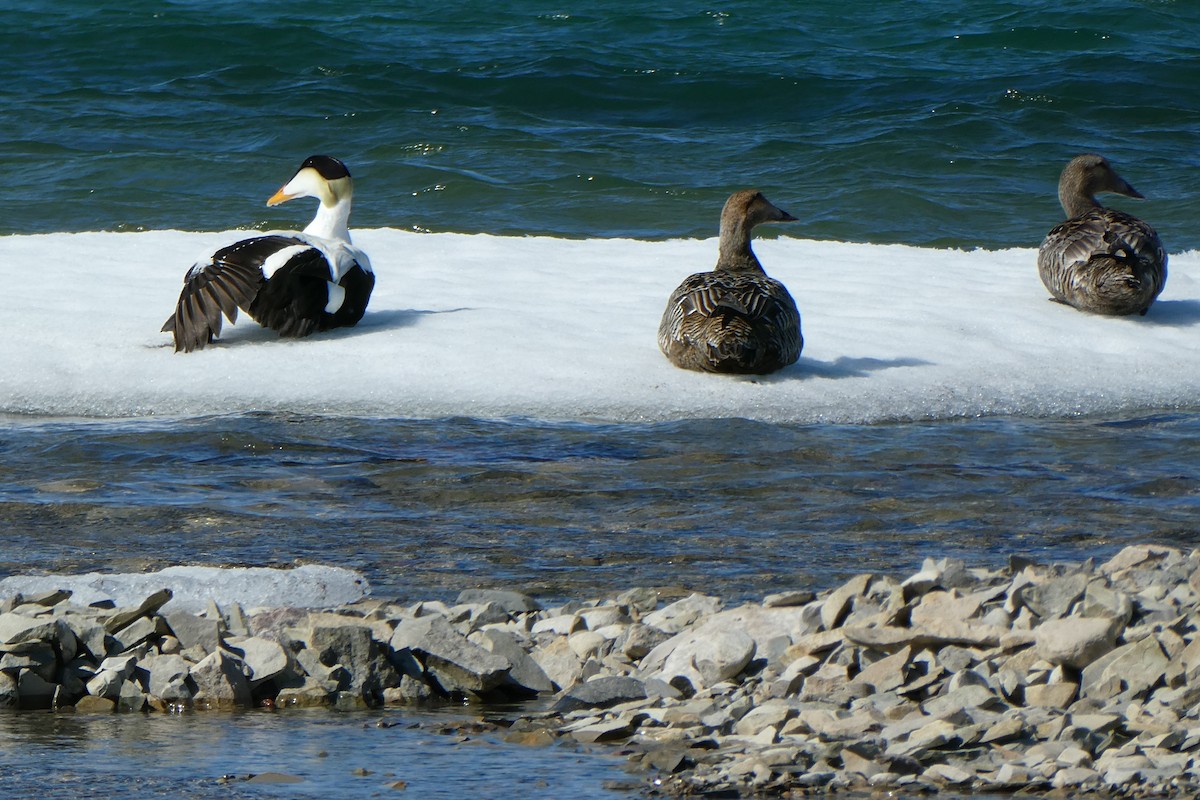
[658, 190, 801, 374]
[162, 155, 375, 352]
[1037, 154, 1166, 316]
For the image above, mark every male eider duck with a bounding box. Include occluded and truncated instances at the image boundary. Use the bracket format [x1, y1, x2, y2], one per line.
[162, 155, 374, 352]
[1037, 154, 1166, 316]
[658, 189, 801, 374]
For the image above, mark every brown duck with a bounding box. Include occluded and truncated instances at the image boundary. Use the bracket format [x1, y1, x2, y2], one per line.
[1037, 154, 1166, 316]
[658, 190, 801, 374]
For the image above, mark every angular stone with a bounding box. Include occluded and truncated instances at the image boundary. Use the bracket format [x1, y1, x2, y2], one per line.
[390, 615, 510, 695]
[642, 594, 720, 634]
[309, 623, 400, 698]
[577, 606, 631, 630]
[474, 629, 554, 694]
[0, 670, 16, 708]
[74, 694, 115, 713]
[108, 615, 160, 652]
[616, 623, 669, 660]
[844, 620, 1002, 650]
[733, 701, 794, 737]
[1018, 574, 1088, 620]
[1101, 545, 1178, 575]
[529, 636, 581, 692]
[227, 636, 289, 685]
[850, 646, 910, 693]
[1035, 616, 1118, 669]
[190, 650, 251, 709]
[103, 588, 173, 634]
[1080, 635, 1169, 701]
[821, 574, 872, 630]
[643, 627, 754, 690]
[762, 590, 815, 608]
[455, 589, 540, 613]
[1024, 681, 1078, 709]
[164, 611, 221, 653]
[569, 718, 636, 743]
[553, 676, 647, 714]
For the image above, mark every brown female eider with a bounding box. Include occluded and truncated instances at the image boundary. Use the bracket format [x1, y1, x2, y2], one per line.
[1037, 154, 1166, 316]
[658, 189, 801, 374]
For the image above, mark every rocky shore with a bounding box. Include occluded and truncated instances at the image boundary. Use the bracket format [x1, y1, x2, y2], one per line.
[3, 544, 1200, 797]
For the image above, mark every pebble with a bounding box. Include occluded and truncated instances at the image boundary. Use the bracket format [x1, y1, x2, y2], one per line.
[6, 543, 1200, 796]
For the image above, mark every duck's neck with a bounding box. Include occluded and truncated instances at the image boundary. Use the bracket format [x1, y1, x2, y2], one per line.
[303, 198, 353, 242]
[1059, 184, 1100, 220]
[716, 217, 764, 273]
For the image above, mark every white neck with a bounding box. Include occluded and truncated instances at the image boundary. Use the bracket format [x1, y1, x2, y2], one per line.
[303, 198, 353, 242]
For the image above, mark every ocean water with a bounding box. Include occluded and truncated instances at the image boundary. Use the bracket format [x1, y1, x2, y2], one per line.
[5, 0, 1200, 247]
[3, 1, 1200, 797]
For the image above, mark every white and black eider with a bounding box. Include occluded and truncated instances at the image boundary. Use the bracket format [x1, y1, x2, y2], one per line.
[162, 155, 375, 352]
[1037, 154, 1167, 317]
[658, 189, 802, 374]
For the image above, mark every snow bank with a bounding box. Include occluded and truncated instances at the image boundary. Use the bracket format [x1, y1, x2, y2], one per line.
[4, 229, 1199, 423]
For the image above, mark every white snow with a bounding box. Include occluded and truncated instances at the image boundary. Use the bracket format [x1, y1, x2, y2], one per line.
[3, 228, 1199, 424]
[0, 565, 368, 612]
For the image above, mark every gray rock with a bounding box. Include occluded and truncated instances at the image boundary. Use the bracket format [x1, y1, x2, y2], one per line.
[309, 623, 400, 699]
[190, 650, 251, 709]
[643, 627, 755, 691]
[0, 670, 17, 708]
[227, 636, 289, 685]
[553, 675, 648, 713]
[141, 653, 193, 703]
[1035, 616, 1118, 669]
[821, 574, 871, 630]
[1080, 635, 1169, 701]
[103, 588, 173, 634]
[474, 629, 554, 694]
[642, 594, 720, 634]
[164, 611, 221, 653]
[529, 636, 581, 691]
[390, 615, 510, 695]
[108, 615, 160, 652]
[616, 623, 669, 660]
[455, 589, 541, 613]
[1024, 681, 1078, 709]
[0, 640, 57, 681]
[1018, 573, 1089, 620]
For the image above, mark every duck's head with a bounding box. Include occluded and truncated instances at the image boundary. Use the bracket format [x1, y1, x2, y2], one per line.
[267, 155, 353, 209]
[1058, 154, 1143, 217]
[722, 189, 797, 230]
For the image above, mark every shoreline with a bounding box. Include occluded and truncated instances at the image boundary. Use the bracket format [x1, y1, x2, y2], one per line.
[2, 544, 1197, 796]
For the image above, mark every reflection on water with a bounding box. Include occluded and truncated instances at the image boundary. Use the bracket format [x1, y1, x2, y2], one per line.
[1, 412, 1197, 604]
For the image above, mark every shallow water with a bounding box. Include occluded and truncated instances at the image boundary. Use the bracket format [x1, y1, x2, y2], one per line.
[0, 707, 636, 799]
[3, 411, 1197, 604]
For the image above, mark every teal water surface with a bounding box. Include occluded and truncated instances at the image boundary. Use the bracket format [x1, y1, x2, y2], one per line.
[3, 0, 1199, 247]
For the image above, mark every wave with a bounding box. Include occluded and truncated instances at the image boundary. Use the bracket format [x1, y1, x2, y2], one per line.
[2, 229, 1198, 424]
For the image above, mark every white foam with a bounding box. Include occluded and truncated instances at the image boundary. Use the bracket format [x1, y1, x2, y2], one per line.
[0, 565, 369, 612]
[3, 229, 1198, 423]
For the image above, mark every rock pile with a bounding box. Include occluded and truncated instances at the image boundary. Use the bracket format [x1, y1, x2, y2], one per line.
[3, 544, 1200, 796]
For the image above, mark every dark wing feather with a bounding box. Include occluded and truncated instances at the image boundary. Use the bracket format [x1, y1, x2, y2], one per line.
[163, 235, 299, 352]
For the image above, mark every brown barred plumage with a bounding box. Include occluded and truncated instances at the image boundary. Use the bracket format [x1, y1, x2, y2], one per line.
[658, 190, 802, 374]
[1037, 155, 1167, 317]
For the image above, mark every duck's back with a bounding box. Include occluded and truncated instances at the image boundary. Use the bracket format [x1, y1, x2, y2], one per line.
[658, 270, 802, 374]
[1037, 208, 1167, 316]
